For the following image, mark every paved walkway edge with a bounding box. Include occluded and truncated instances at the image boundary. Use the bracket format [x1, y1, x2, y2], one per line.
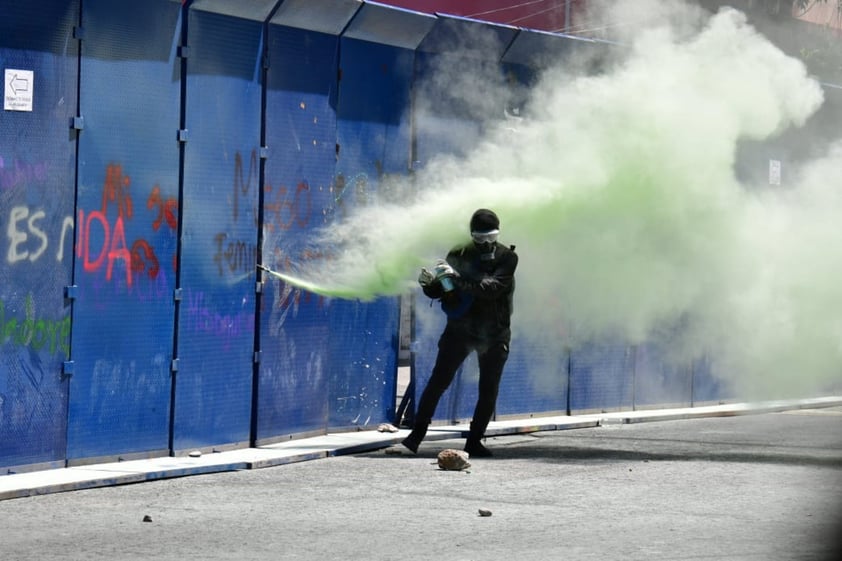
[2, 396, 841, 501]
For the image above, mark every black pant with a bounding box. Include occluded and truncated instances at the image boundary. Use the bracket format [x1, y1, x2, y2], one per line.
[412, 326, 510, 442]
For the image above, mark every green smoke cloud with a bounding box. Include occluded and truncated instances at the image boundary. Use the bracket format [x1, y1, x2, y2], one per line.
[276, 4, 842, 398]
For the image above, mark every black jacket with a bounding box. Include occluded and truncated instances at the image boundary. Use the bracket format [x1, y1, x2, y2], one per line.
[422, 242, 518, 341]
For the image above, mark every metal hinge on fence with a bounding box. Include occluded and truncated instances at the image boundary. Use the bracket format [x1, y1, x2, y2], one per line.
[255, 280, 264, 294]
[253, 351, 262, 365]
[73, 26, 85, 40]
[171, 358, 179, 373]
[71, 116, 84, 131]
[178, 45, 190, 59]
[177, 129, 189, 143]
[64, 285, 78, 300]
[62, 361, 74, 379]
[259, 146, 269, 159]
[173, 288, 183, 302]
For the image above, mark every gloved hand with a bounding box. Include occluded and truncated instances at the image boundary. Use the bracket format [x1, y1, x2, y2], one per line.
[479, 276, 498, 290]
[433, 259, 457, 281]
[433, 259, 458, 292]
[418, 268, 435, 287]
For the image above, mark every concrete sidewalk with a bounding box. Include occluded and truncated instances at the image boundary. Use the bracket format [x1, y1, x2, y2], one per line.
[2, 395, 841, 501]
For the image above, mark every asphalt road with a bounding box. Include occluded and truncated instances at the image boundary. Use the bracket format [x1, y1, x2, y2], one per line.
[3, 409, 841, 561]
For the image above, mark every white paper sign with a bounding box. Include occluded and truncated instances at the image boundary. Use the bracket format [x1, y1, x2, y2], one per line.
[4, 69, 34, 112]
[768, 159, 781, 186]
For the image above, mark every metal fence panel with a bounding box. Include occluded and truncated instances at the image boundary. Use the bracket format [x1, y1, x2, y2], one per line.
[172, 9, 262, 452]
[410, 36, 550, 422]
[0, 2, 749, 469]
[569, 340, 635, 413]
[496, 336, 569, 418]
[487, 59, 569, 418]
[256, 24, 338, 441]
[0, 0, 79, 471]
[409, 46, 482, 423]
[328, 37, 411, 429]
[633, 342, 693, 409]
[691, 355, 727, 405]
[67, 0, 181, 461]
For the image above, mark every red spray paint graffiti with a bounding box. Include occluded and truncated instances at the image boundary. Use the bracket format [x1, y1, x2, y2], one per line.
[264, 180, 311, 232]
[77, 163, 178, 288]
[101, 163, 132, 219]
[77, 209, 132, 285]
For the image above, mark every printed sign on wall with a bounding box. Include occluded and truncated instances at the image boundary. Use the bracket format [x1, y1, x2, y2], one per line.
[769, 159, 781, 186]
[4, 68, 34, 111]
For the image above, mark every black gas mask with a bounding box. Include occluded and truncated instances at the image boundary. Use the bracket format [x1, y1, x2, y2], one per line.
[469, 208, 500, 261]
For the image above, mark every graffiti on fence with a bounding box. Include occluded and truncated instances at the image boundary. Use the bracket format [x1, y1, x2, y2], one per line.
[262, 175, 330, 332]
[182, 287, 254, 349]
[6, 205, 49, 264]
[0, 294, 71, 358]
[213, 232, 258, 278]
[0, 157, 48, 191]
[331, 172, 367, 219]
[232, 149, 258, 226]
[264, 180, 312, 232]
[268, 246, 328, 312]
[331, 161, 403, 219]
[76, 163, 178, 289]
[76, 208, 131, 284]
[101, 163, 133, 220]
[211, 150, 260, 279]
[129, 266, 173, 304]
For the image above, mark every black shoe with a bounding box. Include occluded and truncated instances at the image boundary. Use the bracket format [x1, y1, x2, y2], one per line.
[464, 440, 492, 458]
[401, 435, 421, 454]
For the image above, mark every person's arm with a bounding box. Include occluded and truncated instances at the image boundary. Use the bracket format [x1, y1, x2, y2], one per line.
[421, 279, 444, 299]
[453, 249, 518, 300]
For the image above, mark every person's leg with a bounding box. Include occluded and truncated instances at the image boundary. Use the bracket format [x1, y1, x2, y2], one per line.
[465, 341, 509, 457]
[402, 329, 471, 453]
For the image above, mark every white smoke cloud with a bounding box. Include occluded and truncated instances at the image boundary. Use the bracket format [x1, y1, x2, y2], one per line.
[279, 1, 842, 399]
